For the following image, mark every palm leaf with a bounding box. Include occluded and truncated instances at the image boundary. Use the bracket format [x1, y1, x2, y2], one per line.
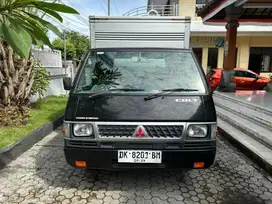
[32, 2, 79, 14]
[36, 7, 63, 22]
[1, 23, 31, 58]
[14, 15, 52, 47]
[0, 0, 79, 58]
[24, 11, 62, 37]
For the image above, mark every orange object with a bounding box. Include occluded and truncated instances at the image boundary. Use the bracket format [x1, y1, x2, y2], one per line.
[61, 128, 66, 136]
[216, 130, 219, 137]
[75, 161, 86, 167]
[207, 68, 271, 90]
[194, 162, 205, 169]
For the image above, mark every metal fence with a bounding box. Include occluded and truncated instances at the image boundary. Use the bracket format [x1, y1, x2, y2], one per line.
[123, 4, 179, 16]
[123, 4, 206, 17]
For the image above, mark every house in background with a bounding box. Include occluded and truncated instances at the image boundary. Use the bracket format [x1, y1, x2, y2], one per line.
[123, 0, 272, 78]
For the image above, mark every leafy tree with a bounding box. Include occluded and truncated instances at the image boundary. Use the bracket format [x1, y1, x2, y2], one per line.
[53, 31, 89, 60]
[52, 38, 76, 60]
[66, 31, 89, 59]
[0, 0, 78, 124]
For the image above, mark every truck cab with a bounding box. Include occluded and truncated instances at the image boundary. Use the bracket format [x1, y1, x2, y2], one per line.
[62, 16, 217, 169]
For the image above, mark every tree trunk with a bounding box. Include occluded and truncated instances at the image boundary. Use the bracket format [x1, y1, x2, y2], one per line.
[0, 41, 10, 106]
[0, 41, 35, 107]
[24, 75, 34, 99]
[0, 41, 36, 126]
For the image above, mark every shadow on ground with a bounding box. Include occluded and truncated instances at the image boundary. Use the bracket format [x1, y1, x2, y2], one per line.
[32, 130, 270, 204]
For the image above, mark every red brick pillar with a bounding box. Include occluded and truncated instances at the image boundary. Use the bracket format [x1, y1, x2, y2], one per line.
[216, 6, 241, 92]
[224, 20, 239, 69]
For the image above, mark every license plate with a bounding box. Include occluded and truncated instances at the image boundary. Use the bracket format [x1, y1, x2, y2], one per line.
[118, 150, 162, 163]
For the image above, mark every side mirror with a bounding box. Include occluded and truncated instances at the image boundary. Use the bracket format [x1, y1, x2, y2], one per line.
[63, 77, 72, 90]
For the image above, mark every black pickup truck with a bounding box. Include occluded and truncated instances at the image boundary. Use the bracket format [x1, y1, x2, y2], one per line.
[62, 48, 217, 170]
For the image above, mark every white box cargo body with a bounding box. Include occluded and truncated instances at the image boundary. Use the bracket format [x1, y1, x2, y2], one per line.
[89, 16, 191, 49]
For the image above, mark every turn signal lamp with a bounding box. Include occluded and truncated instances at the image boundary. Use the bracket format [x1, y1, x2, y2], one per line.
[75, 161, 86, 167]
[194, 162, 205, 169]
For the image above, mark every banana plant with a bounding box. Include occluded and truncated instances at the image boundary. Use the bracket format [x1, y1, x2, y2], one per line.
[0, 0, 78, 113]
[0, 0, 78, 58]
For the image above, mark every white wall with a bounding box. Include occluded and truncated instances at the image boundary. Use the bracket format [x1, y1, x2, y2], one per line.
[31, 48, 74, 101]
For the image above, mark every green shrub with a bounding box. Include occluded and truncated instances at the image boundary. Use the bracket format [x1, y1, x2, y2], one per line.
[31, 61, 50, 103]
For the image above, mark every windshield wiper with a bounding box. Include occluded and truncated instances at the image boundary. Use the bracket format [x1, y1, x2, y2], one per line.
[109, 88, 145, 91]
[161, 88, 199, 92]
[88, 92, 108, 99]
[144, 88, 199, 101]
[88, 88, 144, 99]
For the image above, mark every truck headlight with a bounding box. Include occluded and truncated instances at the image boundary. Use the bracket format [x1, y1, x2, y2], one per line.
[187, 124, 208, 138]
[73, 123, 93, 137]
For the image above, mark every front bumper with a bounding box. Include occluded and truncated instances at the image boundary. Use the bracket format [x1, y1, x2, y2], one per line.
[64, 140, 216, 169]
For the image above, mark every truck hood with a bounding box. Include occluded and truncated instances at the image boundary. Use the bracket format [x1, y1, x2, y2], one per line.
[65, 94, 216, 122]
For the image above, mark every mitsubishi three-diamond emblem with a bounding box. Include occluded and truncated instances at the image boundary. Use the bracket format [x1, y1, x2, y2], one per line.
[133, 125, 148, 137]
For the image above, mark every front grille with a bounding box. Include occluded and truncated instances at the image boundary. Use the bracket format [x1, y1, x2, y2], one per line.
[144, 125, 183, 138]
[66, 140, 98, 147]
[98, 124, 183, 139]
[98, 125, 137, 138]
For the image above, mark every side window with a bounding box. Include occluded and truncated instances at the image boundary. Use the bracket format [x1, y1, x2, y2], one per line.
[244, 71, 257, 79]
[235, 71, 245, 77]
[77, 58, 93, 90]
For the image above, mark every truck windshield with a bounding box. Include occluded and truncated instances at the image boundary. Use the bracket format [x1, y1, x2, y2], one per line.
[75, 51, 206, 94]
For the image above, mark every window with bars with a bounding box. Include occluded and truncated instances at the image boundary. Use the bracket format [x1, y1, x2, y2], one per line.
[249, 48, 272, 73]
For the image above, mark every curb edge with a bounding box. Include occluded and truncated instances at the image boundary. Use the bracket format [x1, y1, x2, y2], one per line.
[0, 115, 64, 169]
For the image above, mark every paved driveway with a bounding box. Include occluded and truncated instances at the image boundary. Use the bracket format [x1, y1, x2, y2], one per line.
[0, 128, 272, 204]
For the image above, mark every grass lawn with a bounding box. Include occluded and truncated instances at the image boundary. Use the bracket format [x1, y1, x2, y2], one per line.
[0, 96, 67, 149]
